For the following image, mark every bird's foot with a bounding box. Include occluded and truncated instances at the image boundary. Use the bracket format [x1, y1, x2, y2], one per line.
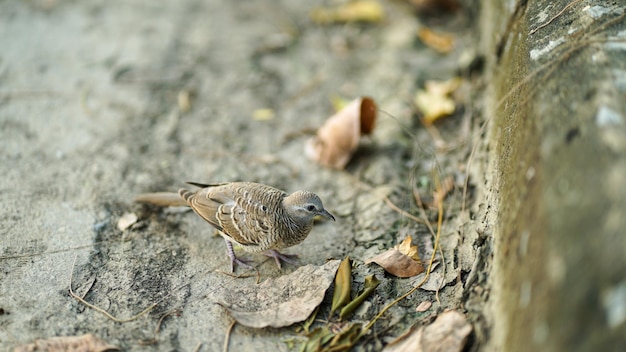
[262, 250, 298, 270]
[225, 240, 256, 273]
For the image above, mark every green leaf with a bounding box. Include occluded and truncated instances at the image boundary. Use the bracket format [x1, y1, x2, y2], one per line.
[330, 257, 352, 316]
[339, 275, 380, 320]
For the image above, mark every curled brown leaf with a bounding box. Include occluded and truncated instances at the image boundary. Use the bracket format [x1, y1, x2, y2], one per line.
[365, 237, 424, 278]
[306, 96, 377, 169]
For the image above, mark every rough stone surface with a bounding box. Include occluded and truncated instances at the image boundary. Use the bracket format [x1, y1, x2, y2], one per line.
[481, 0, 626, 351]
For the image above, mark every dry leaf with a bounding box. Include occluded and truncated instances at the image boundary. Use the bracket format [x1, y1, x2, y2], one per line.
[305, 96, 377, 169]
[339, 274, 380, 320]
[177, 90, 192, 112]
[14, 334, 119, 352]
[302, 327, 335, 352]
[252, 108, 275, 121]
[326, 323, 362, 350]
[116, 212, 138, 231]
[365, 237, 424, 278]
[331, 257, 352, 316]
[416, 300, 432, 312]
[414, 77, 461, 125]
[396, 237, 420, 261]
[217, 260, 341, 328]
[383, 310, 472, 352]
[417, 27, 455, 54]
[311, 1, 384, 24]
[302, 323, 362, 352]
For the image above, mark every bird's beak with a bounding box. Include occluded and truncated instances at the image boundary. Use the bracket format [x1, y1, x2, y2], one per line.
[319, 209, 336, 221]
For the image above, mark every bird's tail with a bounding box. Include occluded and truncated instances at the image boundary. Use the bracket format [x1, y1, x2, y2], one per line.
[134, 192, 189, 207]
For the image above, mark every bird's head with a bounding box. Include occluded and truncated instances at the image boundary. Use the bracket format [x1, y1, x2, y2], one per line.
[284, 190, 336, 223]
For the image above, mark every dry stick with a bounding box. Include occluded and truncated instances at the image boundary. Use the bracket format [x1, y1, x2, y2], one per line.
[0, 325, 18, 346]
[413, 170, 447, 306]
[0, 240, 115, 260]
[80, 277, 97, 300]
[361, 189, 444, 334]
[529, 0, 585, 35]
[138, 309, 181, 345]
[223, 320, 236, 352]
[411, 186, 436, 237]
[216, 267, 261, 284]
[432, 174, 448, 306]
[68, 255, 159, 323]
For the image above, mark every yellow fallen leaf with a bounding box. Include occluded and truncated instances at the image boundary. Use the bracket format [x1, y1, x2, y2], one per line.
[311, 0, 385, 24]
[177, 90, 193, 112]
[365, 237, 424, 278]
[417, 27, 455, 54]
[396, 237, 420, 262]
[414, 77, 461, 125]
[252, 108, 275, 121]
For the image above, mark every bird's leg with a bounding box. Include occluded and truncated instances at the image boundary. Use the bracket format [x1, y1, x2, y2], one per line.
[262, 250, 298, 270]
[224, 240, 255, 273]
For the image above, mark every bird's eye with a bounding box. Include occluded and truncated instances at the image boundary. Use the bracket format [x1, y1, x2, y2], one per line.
[305, 204, 316, 212]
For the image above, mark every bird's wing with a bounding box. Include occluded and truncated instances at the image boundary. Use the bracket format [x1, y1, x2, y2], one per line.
[180, 183, 281, 247]
[185, 181, 230, 188]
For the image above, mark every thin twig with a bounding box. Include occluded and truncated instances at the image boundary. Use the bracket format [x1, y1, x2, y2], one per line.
[361, 184, 444, 334]
[223, 320, 236, 352]
[138, 309, 181, 345]
[0, 240, 114, 260]
[216, 268, 261, 284]
[0, 325, 18, 346]
[68, 255, 159, 323]
[411, 185, 436, 238]
[529, 0, 584, 35]
[80, 277, 97, 300]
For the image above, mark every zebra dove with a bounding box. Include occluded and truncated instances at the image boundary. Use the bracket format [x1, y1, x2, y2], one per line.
[135, 182, 335, 272]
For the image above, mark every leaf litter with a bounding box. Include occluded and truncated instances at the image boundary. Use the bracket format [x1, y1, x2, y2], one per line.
[383, 310, 472, 352]
[365, 236, 425, 278]
[216, 260, 341, 328]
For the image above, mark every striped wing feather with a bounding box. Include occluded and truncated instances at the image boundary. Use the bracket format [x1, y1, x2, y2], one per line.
[179, 182, 287, 251]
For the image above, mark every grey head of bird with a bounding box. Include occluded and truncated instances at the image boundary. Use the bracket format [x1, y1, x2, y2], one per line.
[283, 190, 335, 224]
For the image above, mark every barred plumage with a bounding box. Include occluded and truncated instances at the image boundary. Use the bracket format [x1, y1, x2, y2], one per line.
[137, 182, 335, 272]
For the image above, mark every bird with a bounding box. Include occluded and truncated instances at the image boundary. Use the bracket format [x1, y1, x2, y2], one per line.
[135, 182, 335, 272]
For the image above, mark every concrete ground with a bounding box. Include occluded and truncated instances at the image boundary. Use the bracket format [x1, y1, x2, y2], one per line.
[1, 0, 482, 350]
